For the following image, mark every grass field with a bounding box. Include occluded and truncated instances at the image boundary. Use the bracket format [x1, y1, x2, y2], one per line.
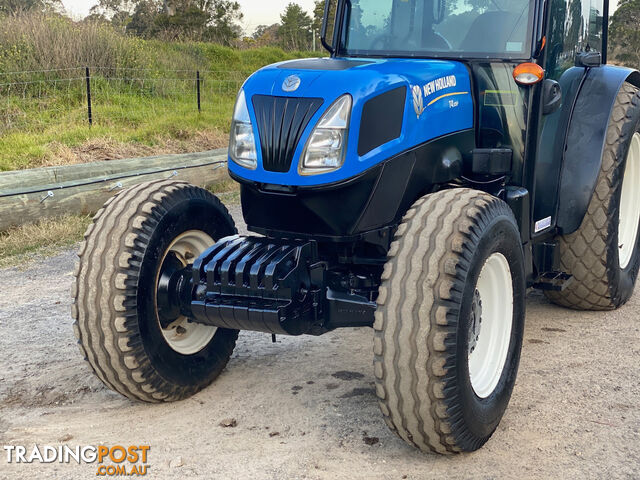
[0, 13, 318, 171]
[0, 87, 237, 171]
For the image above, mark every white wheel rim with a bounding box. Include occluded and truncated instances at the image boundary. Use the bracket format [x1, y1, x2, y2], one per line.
[156, 231, 217, 355]
[619, 132, 640, 270]
[468, 253, 513, 399]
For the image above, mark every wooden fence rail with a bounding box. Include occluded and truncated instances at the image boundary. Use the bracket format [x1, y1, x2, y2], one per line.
[0, 149, 229, 232]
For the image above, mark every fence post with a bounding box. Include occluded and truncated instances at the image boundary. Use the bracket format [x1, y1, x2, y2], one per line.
[197, 70, 201, 113]
[85, 67, 93, 127]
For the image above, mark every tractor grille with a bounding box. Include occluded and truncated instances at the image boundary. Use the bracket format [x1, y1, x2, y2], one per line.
[252, 95, 324, 173]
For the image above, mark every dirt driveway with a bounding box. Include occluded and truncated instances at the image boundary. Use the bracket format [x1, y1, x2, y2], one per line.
[1, 203, 639, 479]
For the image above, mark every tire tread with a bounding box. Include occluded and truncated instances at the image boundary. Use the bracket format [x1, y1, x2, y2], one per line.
[72, 180, 237, 402]
[546, 83, 640, 310]
[374, 188, 512, 454]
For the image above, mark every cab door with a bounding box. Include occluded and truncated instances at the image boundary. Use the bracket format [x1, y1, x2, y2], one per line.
[531, 0, 607, 238]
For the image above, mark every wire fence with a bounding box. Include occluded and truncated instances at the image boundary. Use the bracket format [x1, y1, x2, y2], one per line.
[0, 67, 248, 134]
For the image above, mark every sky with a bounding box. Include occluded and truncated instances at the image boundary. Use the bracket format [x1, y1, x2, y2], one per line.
[60, 0, 318, 34]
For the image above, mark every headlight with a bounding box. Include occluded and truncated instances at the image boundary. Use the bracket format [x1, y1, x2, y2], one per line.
[300, 95, 352, 175]
[229, 90, 257, 170]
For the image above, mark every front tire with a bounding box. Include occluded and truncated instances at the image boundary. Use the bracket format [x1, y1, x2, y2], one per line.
[374, 189, 526, 454]
[72, 180, 238, 403]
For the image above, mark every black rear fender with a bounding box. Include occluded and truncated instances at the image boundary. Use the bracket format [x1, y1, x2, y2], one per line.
[557, 66, 640, 234]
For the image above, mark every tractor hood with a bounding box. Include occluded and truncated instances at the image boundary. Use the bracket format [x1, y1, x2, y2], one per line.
[229, 57, 474, 187]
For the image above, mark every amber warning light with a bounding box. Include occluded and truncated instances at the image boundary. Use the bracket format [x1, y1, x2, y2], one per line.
[513, 63, 545, 86]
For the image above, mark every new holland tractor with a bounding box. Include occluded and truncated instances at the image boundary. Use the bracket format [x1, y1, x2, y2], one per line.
[73, 0, 640, 454]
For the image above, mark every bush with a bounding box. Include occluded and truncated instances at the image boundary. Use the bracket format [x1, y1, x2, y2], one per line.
[0, 11, 320, 75]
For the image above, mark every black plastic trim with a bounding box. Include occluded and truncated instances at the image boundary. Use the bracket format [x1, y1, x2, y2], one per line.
[358, 86, 407, 157]
[252, 95, 324, 173]
[472, 148, 513, 175]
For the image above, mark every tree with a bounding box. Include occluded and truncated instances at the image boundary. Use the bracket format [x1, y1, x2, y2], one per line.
[253, 23, 280, 46]
[88, 0, 243, 44]
[205, 0, 243, 44]
[252, 24, 269, 39]
[90, 0, 137, 19]
[127, 0, 160, 37]
[278, 3, 312, 51]
[609, 0, 640, 67]
[152, 0, 242, 44]
[89, 0, 137, 30]
[154, 3, 210, 39]
[0, 0, 61, 14]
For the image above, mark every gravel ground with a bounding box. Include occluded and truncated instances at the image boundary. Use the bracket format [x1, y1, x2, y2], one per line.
[0, 203, 639, 479]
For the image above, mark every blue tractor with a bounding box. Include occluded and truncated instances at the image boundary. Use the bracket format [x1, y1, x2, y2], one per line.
[74, 0, 640, 453]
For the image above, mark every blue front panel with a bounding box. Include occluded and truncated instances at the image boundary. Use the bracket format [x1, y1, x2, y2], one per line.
[229, 58, 474, 187]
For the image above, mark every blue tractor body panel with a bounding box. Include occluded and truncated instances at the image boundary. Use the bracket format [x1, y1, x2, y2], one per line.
[228, 58, 474, 187]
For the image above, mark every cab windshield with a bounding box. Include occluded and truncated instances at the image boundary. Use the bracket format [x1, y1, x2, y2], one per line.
[340, 0, 536, 59]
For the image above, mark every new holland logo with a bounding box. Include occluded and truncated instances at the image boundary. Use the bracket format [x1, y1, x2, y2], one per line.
[282, 75, 301, 92]
[412, 85, 425, 119]
[411, 75, 468, 119]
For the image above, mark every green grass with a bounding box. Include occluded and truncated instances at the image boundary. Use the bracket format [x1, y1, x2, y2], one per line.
[0, 69, 248, 171]
[0, 13, 320, 171]
[0, 94, 238, 171]
[0, 215, 91, 268]
[209, 179, 241, 205]
[0, 45, 317, 171]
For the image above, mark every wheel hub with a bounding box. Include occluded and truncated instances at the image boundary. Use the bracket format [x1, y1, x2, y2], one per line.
[468, 290, 483, 354]
[157, 252, 191, 329]
[154, 231, 218, 356]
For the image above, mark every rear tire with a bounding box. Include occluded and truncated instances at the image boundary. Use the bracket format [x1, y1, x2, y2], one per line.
[72, 180, 238, 403]
[374, 189, 526, 454]
[546, 82, 640, 310]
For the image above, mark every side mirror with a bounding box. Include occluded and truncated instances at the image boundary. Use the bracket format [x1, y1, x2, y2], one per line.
[542, 79, 562, 115]
[575, 51, 602, 68]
